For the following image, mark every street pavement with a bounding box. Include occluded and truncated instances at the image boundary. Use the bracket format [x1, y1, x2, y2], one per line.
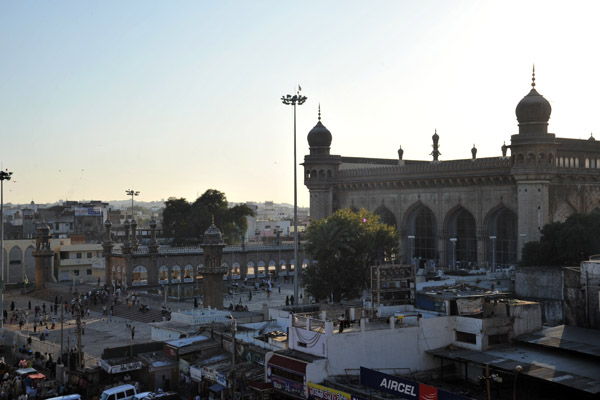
[1, 280, 298, 359]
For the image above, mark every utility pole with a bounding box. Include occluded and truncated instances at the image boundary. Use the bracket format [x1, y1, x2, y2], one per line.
[60, 297, 64, 363]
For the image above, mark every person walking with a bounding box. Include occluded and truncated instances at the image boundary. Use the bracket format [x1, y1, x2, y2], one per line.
[131, 326, 135, 340]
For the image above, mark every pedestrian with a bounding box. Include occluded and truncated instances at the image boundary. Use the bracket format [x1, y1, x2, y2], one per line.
[82, 322, 85, 335]
[42, 303, 46, 313]
[131, 326, 135, 340]
[98, 277, 101, 286]
[278, 283, 281, 293]
[285, 296, 289, 306]
[33, 321, 37, 333]
[10, 301, 14, 311]
[290, 295, 294, 306]
[28, 301, 31, 310]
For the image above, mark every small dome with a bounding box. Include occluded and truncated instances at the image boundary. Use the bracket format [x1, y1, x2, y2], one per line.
[203, 223, 224, 245]
[307, 120, 332, 148]
[515, 87, 552, 124]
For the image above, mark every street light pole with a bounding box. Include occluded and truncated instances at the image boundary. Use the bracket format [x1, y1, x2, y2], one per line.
[282, 88, 307, 304]
[125, 189, 139, 221]
[0, 169, 13, 329]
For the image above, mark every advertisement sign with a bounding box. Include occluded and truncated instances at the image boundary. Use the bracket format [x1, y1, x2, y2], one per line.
[74, 207, 102, 217]
[271, 375, 304, 398]
[98, 359, 142, 374]
[308, 382, 351, 400]
[360, 367, 472, 400]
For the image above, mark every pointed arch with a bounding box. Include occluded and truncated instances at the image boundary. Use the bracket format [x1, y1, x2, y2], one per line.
[484, 205, 517, 267]
[403, 202, 437, 264]
[8, 246, 23, 283]
[553, 201, 576, 223]
[132, 265, 148, 286]
[444, 205, 477, 268]
[374, 204, 397, 229]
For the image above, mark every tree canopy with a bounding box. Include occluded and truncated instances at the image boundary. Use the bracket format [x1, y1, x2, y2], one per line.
[162, 189, 255, 246]
[520, 212, 600, 266]
[303, 208, 398, 302]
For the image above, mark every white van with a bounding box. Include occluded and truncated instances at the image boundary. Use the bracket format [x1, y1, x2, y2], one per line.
[46, 395, 82, 400]
[100, 384, 137, 400]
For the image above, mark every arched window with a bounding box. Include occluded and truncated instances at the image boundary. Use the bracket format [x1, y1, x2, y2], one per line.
[257, 260, 266, 277]
[486, 207, 517, 267]
[232, 262, 241, 279]
[586, 159, 590, 168]
[327, 170, 332, 178]
[184, 265, 194, 282]
[246, 261, 255, 278]
[132, 266, 148, 286]
[171, 265, 181, 283]
[196, 264, 204, 281]
[575, 158, 580, 168]
[279, 259, 287, 276]
[374, 205, 397, 229]
[268, 260, 277, 277]
[159, 266, 169, 283]
[446, 207, 477, 268]
[406, 204, 437, 264]
[8, 246, 22, 284]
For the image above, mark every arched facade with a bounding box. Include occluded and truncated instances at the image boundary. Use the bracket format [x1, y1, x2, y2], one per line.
[304, 76, 600, 268]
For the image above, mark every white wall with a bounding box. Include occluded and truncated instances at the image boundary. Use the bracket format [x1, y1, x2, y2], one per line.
[323, 316, 456, 377]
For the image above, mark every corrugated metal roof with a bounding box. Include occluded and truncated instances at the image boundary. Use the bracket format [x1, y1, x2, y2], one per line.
[516, 325, 600, 357]
[427, 347, 600, 394]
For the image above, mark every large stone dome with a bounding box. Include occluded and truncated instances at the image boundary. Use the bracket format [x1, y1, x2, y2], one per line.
[307, 120, 332, 148]
[515, 87, 552, 124]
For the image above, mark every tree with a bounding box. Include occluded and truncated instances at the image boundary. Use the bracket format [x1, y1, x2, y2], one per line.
[303, 208, 398, 302]
[520, 212, 600, 266]
[162, 190, 255, 246]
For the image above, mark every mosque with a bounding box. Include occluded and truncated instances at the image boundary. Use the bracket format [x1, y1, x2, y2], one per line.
[303, 71, 600, 268]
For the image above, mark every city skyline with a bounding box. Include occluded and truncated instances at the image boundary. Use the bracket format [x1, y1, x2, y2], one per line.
[2, 1, 600, 207]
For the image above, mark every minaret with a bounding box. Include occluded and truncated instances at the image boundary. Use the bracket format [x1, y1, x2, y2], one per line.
[511, 67, 558, 248]
[33, 221, 53, 290]
[199, 219, 227, 309]
[303, 105, 341, 220]
[102, 219, 114, 285]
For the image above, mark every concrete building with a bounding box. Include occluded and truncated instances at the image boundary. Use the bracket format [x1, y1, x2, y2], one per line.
[303, 73, 600, 268]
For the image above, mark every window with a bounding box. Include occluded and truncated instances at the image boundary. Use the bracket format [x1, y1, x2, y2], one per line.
[87, 269, 92, 275]
[456, 331, 477, 344]
[125, 389, 134, 397]
[87, 252, 92, 258]
[488, 333, 508, 345]
[76, 253, 82, 259]
[73, 270, 80, 276]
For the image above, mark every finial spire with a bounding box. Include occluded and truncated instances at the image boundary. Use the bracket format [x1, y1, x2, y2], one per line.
[211, 214, 215, 225]
[318, 103, 321, 121]
[532, 64, 536, 88]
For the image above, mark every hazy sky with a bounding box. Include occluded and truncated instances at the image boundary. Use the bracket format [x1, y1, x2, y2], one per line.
[2, 1, 600, 207]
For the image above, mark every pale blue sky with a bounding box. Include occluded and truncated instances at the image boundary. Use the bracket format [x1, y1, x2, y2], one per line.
[2, 1, 599, 207]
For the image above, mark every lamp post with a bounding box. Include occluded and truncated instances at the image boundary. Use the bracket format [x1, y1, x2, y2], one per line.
[513, 365, 523, 400]
[0, 169, 13, 329]
[125, 189, 139, 221]
[407, 235, 415, 265]
[449, 238, 457, 270]
[282, 88, 307, 304]
[489, 236, 497, 271]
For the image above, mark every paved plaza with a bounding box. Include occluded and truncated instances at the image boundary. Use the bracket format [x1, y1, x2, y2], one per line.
[1, 280, 299, 359]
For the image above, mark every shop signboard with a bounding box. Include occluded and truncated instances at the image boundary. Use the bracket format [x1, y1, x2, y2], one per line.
[308, 382, 351, 400]
[271, 375, 304, 398]
[360, 367, 472, 400]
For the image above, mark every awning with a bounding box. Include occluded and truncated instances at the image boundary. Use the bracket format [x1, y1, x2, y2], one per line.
[268, 354, 307, 374]
[209, 383, 226, 392]
[28, 373, 46, 380]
